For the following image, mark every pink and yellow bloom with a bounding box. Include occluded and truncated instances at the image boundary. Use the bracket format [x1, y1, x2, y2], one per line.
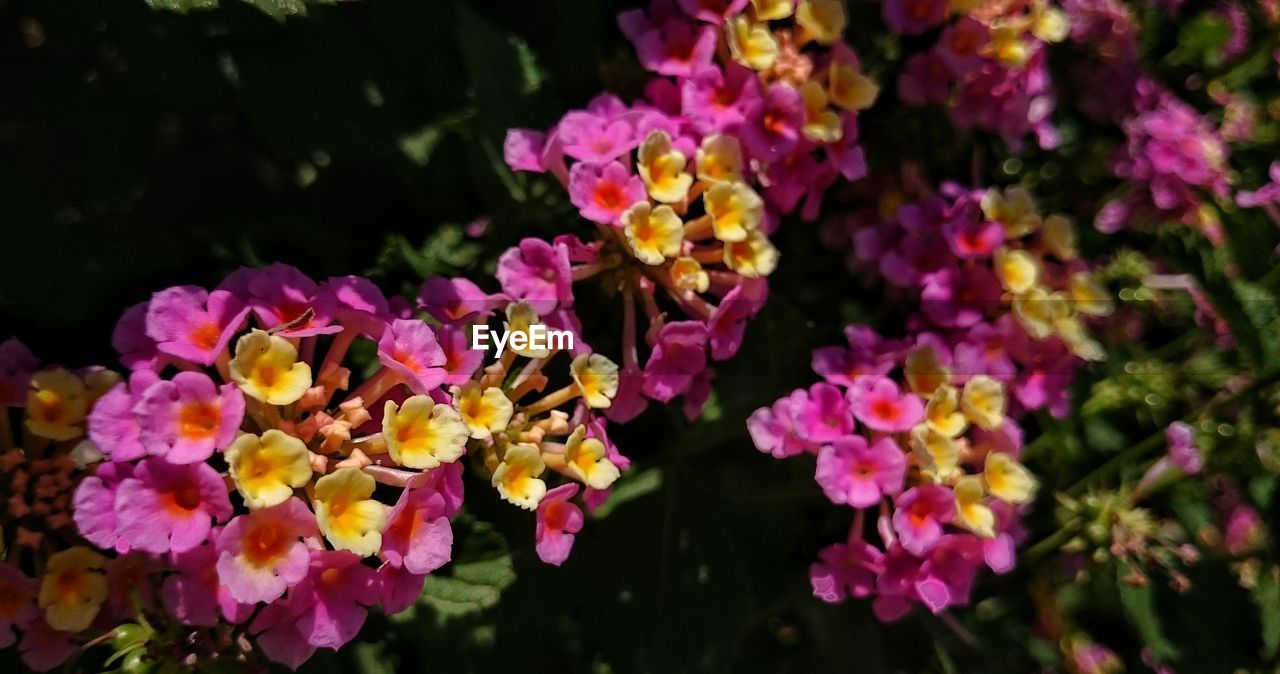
[215, 498, 317, 603]
[134, 372, 245, 464]
[535, 483, 583, 566]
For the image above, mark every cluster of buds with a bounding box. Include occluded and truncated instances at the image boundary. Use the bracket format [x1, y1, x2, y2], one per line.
[749, 323, 1036, 619]
[0, 340, 125, 671]
[886, 0, 1069, 148]
[1053, 490, 1198, 593]
[502, 0, 881, 420]
[825, 181, 1113, 417]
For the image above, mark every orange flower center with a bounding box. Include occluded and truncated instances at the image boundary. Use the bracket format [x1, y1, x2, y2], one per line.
[189, 321, 222, 351]
[243, 520, 290, 566]
[178, 401, 220, 440]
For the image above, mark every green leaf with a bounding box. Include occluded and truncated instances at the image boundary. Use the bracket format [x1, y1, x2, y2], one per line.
[1118, 564, 1180, 661]
[144, 0, 334, 19]
[592, 467, 663, 519]
[144, 0, 218, 12]
[1168, 14, 1230, 68]
[418, 518, 515, 624]
[1254, 567, 1280, 660]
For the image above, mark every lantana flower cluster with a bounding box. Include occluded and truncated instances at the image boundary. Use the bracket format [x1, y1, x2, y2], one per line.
[0, 262, 635, 671]
[825, 181, 1113, 417]
[504, 0, 881, 420]
[748, 323, 1036, 619]
[887, 0, 1070, 149]
[747, 179, 1113, 620]
[0, 340, 126, 671]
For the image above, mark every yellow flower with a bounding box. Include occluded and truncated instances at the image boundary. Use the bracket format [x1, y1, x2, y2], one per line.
[314, 468, 387, 556]
[26, 368, 88, 441]
[695, 134, 744, 184]
[954, 476, 996, 538]
[705, 181, 764, 243]
[984, 452, 1036, 504]
[995, 248, 1040, 294]
[452, 383, 514, 440]
[638, 131, 693, 204]
[492, 443, 547, 510]
[563, 425, 621, 490]
[623, 202, 685, 265]
[905, 345, 952, 397]
[225, 430, 313, 509]
[925, 385, 968, 438]
[38, 547, 107, 633]
[981, 186, 1041, 238]
[1031, 0, 1070, 42]
[504, 302, 551, 359]
[724, 230, 780, 278]
[984, 23, 1031, 67]
[828, 61, 879, 112]
[1070, 272, 1114, 317]
[383, 395, 469, 469]
[725, 15, 778, 70]
[671, 257, 711, 293]
[799, 81, 843, 143]
[1012, 286, 1058, 340]
[910, 424, 959, 481]
[751, 0, 794, 20]
[229, 329, 313, 405]
[570, 354, 620, 409]
[1054, 315, 1107, 362]
[1041, 214, 1077, 260]
[960, 375, 1005, 430]
[795, 0, 846, 46]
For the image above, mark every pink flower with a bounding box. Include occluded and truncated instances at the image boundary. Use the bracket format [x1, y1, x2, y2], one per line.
[18, 617, 76, 672]
[789, 383, 855, 444]
[216, 498, 318, 604]
[435, 323, 486, 388]
[536, 483, 584, 566]
[568, 161, 647, 225]
[918, 534, 985, 612]
[707, 282, 767, 361]
[504, 128, 547, 172]
[381, 484, 453, 575]
[849, 376, 924, 433]
[135, 372, 245, 464]
[72, 460, 135, 552]
[0, 338, 37, 407]
[418, 276, 501, 324]
[936, 18, 989, 75]
[558, 112, 638, 165]
[495, 238, 574, 312]
[1165, 421, 1202, 475]
[109, 302, 160, 371]
[114, 458, 232, 554]
[897, 52, 952, 106]
[606, 366, 650, 424]
[0, 565, 36, 649]
[742, 83, 805, 163]
[629, 17, 717, 77]
[891, 485, 955, 556]
[943, 215, 1004, 259]
[162, 536, 254, 627]
[883, 0, 949, 34]
[87, 370, 159, 462]
[681, 64, 760, 135]
[810, 540, 883, 603]
[643, 321, 709, 402]
[920, 266, 1002, 329]
[377, 319, 447, 394]
[320, 276, 393, 337]
[250, 599, 316, 670]
[676, 0, 749, 23]
[815, 436, 907, 507]
[747, 397, 811, 459]
[144, 286, 249, 366]
[378, 563, 427, 615]
[291, 550, 378, 649]
[236, 264, 341, 338]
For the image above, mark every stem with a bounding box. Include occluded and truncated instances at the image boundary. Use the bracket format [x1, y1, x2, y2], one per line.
[519, 383, 579, 417]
